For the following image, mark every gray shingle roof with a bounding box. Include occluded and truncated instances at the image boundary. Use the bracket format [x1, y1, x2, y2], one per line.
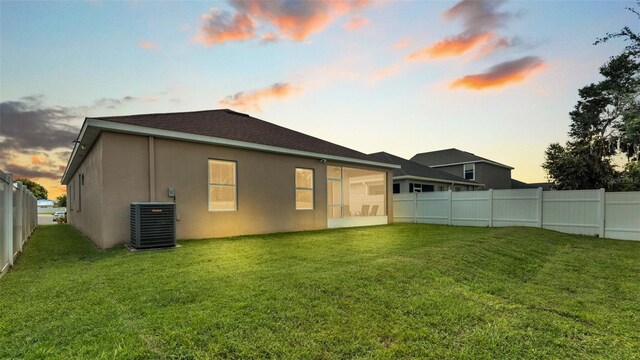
[93, 109, 391, 165]
[369, 152, 478, 185]
[411, 148, 513, 169]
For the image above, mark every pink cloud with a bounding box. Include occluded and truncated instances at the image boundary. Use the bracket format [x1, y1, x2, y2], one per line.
[450, 56, 545, 90]
[410, 0, 514, 60]
[372, 63, 404, 80]
[407, 32, 492, 61]
[193, 8, 255, 46]
[219, 82, 301, 111]
[260, 32, 279, 43]
[194, 0, 371, 46]
[394, 38, 410, 49]
[344, 15, 369, 30]
[137, 40, 158, 50]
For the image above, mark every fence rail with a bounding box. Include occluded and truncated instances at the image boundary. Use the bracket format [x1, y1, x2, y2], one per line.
[1, 170, 38, 278]
[393, 188, 640, 241]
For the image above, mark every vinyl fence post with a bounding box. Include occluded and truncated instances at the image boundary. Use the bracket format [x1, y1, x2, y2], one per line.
[448, 190, 453, 226]
[537, 187, 543, 228]
[598, 188, 606, 238]
[488, 189, 494, 228]
[16, 182, 23, 253]
[4, 173, 13, 267]
[413, 192, 417, 224]
[21, 184, 27, 244]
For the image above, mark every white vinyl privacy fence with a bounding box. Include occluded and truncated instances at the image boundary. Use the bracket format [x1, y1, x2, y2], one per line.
[1, 170, 38, 277]
[394, 188, 640, 241]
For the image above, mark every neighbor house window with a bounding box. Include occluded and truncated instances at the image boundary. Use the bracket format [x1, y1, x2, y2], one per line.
[410, 183, 434, 193]
[463, 163, 475, 180]
[208, 160, 237, 211]
[393, 183, 400, 194]
[295, 168, 314, 210]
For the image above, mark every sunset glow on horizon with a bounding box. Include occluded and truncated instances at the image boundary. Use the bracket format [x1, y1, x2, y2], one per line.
[0, 0, 635, 199]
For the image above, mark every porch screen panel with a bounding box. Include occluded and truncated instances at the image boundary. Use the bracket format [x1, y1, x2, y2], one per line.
[327, 166, 342, 219]
[342, 167, 386, 217]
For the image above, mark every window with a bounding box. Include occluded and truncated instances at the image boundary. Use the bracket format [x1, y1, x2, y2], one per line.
[208, 160, 237, 211]
[410, 183, 434, 193]
[463, 163, 475, 180]
[393, 183, 400, 194]
[295, 168, 314, 210]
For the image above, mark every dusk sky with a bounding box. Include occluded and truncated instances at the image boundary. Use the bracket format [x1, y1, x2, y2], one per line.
[0, 0, 636, 199]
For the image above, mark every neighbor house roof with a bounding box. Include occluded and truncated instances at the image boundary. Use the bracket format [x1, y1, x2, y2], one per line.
[62, 109, 398, 184]
[411, 148, 514, 170]
[369, 152, 481, 186]
[511, 179, 553, 190]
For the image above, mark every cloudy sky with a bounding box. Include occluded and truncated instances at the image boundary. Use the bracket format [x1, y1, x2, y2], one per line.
[0, 0, 635, 198]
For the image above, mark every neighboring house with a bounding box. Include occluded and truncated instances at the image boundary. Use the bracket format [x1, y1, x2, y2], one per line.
[61, 109, 397, 248]
[370, 152, 482, 193]
[511, 179, 553, 191]
[411, 148, 513, 189]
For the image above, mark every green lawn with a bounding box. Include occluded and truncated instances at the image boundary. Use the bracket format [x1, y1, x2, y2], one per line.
[1, 224, 638, 359]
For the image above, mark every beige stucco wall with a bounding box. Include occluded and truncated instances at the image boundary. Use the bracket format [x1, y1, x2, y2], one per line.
[101, 132, 151, 247]
[152, 137, 329, 241]
[69, 131, 393, 248]
[67, 135, 104, 247]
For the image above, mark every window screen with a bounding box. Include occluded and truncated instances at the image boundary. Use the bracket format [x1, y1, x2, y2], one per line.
[295, 168, 314, 210]
[208, 160, 237, 211]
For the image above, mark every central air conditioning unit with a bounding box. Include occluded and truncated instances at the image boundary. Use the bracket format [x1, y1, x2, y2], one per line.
[130, 202, 176, 249]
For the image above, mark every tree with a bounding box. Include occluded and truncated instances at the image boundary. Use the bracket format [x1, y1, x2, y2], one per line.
[56, 194, 67, 207]
[543, 142, 618, 190]
[15, 178, 48, 199]
[543, 4, 640, 190]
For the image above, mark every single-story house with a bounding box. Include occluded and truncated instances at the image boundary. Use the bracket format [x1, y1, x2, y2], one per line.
[369, 152, 482, 193]
[37, 199, 55, 207]
[61, 109, 398, 248]
[411, 148, 514, 189]
[511, 179, 553, 190]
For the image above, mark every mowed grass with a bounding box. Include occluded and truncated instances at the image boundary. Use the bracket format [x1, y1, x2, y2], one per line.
[1, 224, 639, 359]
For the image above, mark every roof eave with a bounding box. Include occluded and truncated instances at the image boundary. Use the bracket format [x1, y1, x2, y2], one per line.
[393, 175, 482, 187]
[61, 118, 399, 184]
[429, 160, 514, 170]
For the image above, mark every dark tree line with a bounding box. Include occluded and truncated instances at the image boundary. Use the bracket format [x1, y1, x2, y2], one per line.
[543, 3, 640, 191]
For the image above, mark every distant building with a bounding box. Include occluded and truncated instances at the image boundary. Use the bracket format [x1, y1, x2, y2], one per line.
[411, 148, 513, 189]
[370, 152, 482, 193]
[37, 199, 55, 207]
[511, 179, 553, 191]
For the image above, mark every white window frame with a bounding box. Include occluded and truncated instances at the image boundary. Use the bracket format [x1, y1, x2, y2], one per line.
[463, 163, 475, 181]
[208, 159, 237, 212]
[295, 168, 314, 210]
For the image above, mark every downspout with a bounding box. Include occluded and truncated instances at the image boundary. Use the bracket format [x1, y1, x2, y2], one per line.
[149, 136, 155, 201]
